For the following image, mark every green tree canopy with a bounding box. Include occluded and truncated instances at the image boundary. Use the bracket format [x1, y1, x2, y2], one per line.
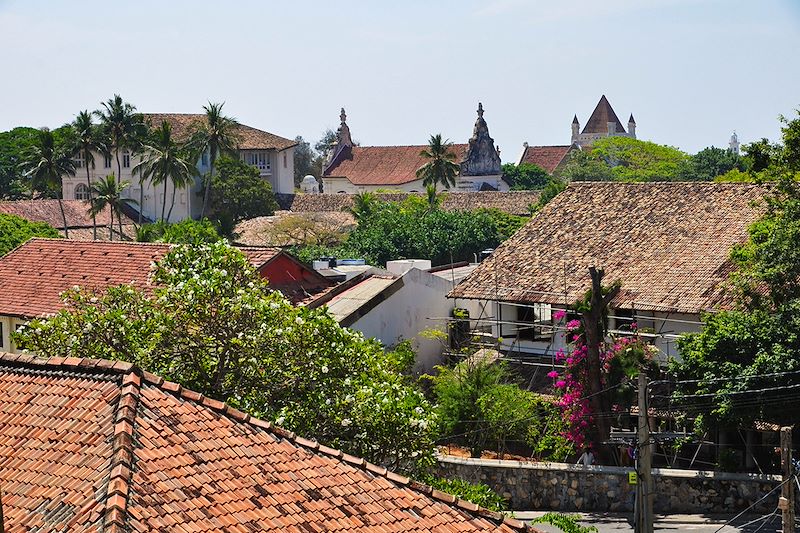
[688, 146, 744, 181]
[561, 137, 692, 182]
[137, 218, 223, 244]
[208, 156, 278, 235]
[502, 162, 551, 190]
[14, 242, 436, 472]
[416, 134, 460, 191]
[0, 213, 60, 256]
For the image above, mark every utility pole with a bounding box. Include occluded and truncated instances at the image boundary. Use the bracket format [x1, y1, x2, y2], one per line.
[635, 371, 654, 533]
[780, 426, 795, 533]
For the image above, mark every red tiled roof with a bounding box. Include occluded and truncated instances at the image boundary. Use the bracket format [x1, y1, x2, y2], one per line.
[450, 182, 769, 314]
[0, 239, 303, 318]
[0, 199, 134, 230]
[581, 95, 626, 135]
[323, 144, 469, 186]
[142, 113, 297, 151]
[0, 354, 535, 532]
[518, 145, 574, 174]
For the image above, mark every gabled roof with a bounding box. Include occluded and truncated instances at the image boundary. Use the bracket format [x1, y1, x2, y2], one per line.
[581, 95, 626, 135]
[0, 353, 533, 532]
[276, 191, 541, 216]
[0, 239, 308, 318]
[449, 182, 768, 314]
[323, 144, 469, 186]
[0, 199, 135, 230]
[518, 145, 575, 174]
[142, 113, 297, 151]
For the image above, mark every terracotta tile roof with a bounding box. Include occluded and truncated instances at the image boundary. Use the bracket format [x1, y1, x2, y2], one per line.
[0, 354, 536, 532]
[449, 182, 768, 314]
[581, 95, 626, 135]
[0, 239, 304, 318]
[323, 144, 469, 186]
[276, 191, 540, 216]
[0, 199, 135, 230]
[142, 113, 297, 151]
[518, 145, 574, 174]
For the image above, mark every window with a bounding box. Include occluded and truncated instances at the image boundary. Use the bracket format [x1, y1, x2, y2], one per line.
[74, 154, 84, 168]
[122, 151, 131, 168]
[201, 152, 208, 166]
[516, 303, 552, 341]
[244, 152, 270, 172]
[104, 154, 112, 168]
[283, 153, 287, 168]
[74, 183, 91, 201]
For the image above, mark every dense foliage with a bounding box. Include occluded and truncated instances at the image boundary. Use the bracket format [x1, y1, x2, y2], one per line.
[0, 213, 60, 256]
[561, 137, 692, 182]
[531, 513, 598, 533]
[502, 162, 551, 190]
[423, 477, 507, 511]
[14, 242, 437, 472]
[291, 196, 503, 266]
[432, 358, 571, 460]
[209, 157, 278, 235]
[137, 218, 223, 244]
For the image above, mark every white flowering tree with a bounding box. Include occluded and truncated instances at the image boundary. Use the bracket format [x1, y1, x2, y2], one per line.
[14, 242, 436, 472]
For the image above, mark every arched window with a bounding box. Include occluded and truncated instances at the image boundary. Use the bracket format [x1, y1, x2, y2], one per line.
[74, 183, 91, 201]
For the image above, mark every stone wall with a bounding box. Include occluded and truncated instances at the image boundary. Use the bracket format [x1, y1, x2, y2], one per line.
[437, 456, 781, 514]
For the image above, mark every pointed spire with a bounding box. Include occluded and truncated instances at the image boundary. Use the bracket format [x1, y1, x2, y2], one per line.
[572, 114, 579, 125]
[477, 102, 484, 119]
[582, 95, 625, 135]
[340, 107, 347, 125]
[628, 113, 636, 124]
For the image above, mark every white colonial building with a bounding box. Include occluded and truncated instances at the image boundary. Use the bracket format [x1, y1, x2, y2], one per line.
[62, 113, 297, 223]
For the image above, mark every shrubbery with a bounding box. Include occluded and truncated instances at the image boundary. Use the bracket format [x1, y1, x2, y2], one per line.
[0, 213, 60, 256]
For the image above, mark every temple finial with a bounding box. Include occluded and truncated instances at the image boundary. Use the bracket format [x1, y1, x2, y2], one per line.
[477, 102, 484, 118]
[340, 107, 347, 124]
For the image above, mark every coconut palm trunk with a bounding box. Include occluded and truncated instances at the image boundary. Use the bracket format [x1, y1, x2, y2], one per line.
[84, 156, 97, 239]
[167, 181, 177, 222]
[201, 154, 215, 218]
[57, 189, 69, 238]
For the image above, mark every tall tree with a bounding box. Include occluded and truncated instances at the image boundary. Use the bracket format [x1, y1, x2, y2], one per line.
[94, 95, 145, 187]
[90, 174, 137, 240]
[187, 102, 239, 218]
[23, 128, 76, 237]
[416, 134, 460, 191]
[133, 121, 194, 222]
[72, 110, 106, 238]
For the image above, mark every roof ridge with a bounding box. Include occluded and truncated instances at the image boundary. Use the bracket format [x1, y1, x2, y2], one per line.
[24, 237, 173, 247]
[0, 353, 535, 531]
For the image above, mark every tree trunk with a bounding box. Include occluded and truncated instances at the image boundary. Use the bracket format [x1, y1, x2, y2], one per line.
[581, 266, 620, 462]
[118, 209, 124, 240]
[115, 147, 121, 188]
[201, 151, 215, 219]
[86, 154, 97, 239]
[167, 180, 177, 222]
[138, 177, 144, 225]
[161, 178, 167, 222]
[109, 205, 114, 241]
[57, 192, 69, 239]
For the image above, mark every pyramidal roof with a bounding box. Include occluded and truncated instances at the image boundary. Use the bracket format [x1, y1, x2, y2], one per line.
[581, 95, 626, 135]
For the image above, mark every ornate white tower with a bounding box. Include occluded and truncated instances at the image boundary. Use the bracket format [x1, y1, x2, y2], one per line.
[729, 131, 740, 155]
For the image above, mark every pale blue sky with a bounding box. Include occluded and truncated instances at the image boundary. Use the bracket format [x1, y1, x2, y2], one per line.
[1, 0, 798, 161]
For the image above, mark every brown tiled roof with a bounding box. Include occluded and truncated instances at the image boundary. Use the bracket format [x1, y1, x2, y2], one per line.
[518, 145, 574, 174]
[142, 113, 297, 151]
[0, 239, 299, 318]
[449, 182, 768, 314]
[0, 199, 135, 230]
[323, 144, 469, 185]
[276, 191, 540, 216]
[0, 354, 535, 532]
[581, 95, 626, 135]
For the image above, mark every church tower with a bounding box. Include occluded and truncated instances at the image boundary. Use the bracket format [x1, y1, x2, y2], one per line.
[628, 114, 636, 139]
[729, 131, 740, 155]
[571, 115, 580, 144]
[572, 95, 635, 148]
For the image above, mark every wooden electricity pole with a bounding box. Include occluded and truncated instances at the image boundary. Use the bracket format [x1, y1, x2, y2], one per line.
[635, 371, 654, 533]
[781, 426, 795, 533]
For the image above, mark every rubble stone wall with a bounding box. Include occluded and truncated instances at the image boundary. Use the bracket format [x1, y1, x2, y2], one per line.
[437, 456, 781, 513]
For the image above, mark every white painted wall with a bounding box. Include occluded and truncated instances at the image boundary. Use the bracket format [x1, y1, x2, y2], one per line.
[0, 315, 29, 353]
[347, 268, 457, 372]
[322, 174, 508, 194]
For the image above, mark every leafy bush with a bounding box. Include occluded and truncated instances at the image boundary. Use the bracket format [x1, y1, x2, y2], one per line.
[476, 208, 529, 240]
[209, 157, 278, 235]
[531, 513, 598, 533]
[0, 213, 60, 256]
[137, 218, 223, 244]
[502, 162, 551, 190]
[423, 476, 507, 511]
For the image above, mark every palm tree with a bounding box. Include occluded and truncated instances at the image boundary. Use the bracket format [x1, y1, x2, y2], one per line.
[425, 183, 443, 210]
[94, 95, 145, 187]
[186, 102, 240, 218]
[133, 121, 194, 222]
[23, 128, 76, 237]
[415, 134, 460, 192]
[72, 110, 106, 239]
[90, 174, 138, 240]
[347, 191, 377, 223]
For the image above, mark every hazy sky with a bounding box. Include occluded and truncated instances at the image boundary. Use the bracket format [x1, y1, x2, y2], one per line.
[1, 0, 798, 161]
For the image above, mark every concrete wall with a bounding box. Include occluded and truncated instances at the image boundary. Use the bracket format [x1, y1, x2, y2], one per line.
[321, 174, 505, 194]
[349, 268, 455, 371]
[438, 456, 781, 514]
